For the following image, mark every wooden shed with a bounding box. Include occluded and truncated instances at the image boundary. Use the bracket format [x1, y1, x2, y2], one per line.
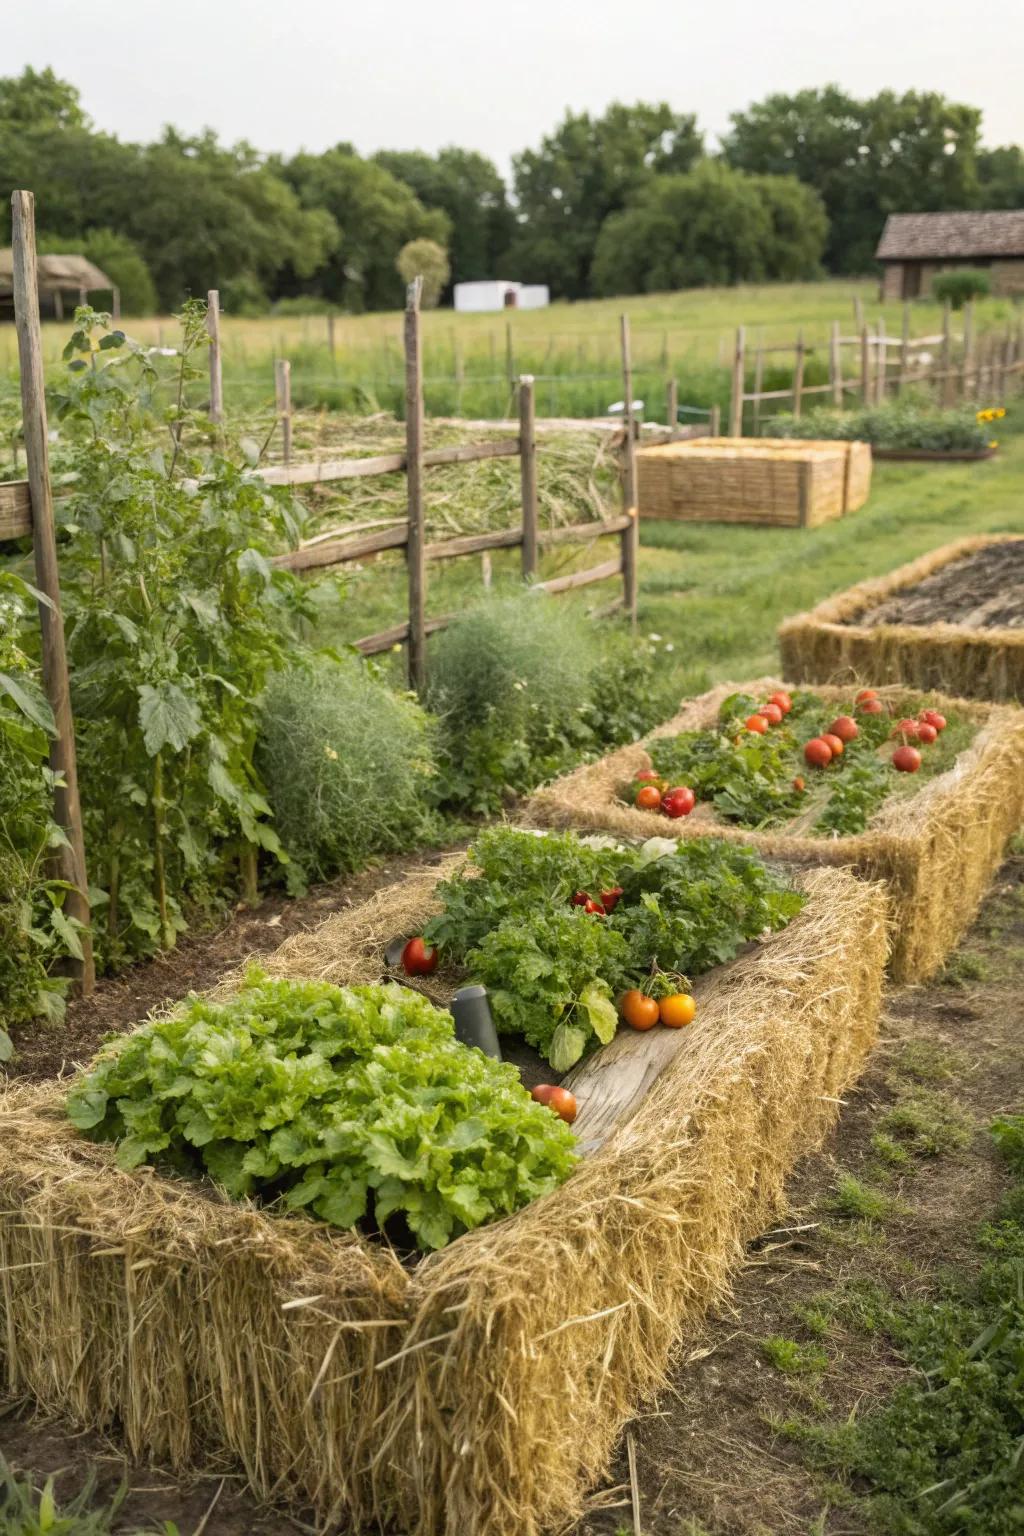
[876, 211, 1024, 302]
[0, 250, 118, 320]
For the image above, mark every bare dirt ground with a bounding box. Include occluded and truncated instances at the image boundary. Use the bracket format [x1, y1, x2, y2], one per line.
[3, 855, 1023, 1536]
[861, 538, 1024, 629]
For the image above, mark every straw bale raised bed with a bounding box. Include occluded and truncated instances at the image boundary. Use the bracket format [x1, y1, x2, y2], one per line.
[529, 678, 1024, 982]
[779, 535, 1024, 701]
[636, 435, 871, 527]
[0, 856, 887, 1536]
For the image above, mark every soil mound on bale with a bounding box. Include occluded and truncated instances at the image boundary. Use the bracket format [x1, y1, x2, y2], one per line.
[860, 539, 1024, 630]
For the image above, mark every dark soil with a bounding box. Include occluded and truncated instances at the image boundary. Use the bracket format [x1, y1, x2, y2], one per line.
[3, 857, 1024, 1535]
[858, 538, 1024, 629]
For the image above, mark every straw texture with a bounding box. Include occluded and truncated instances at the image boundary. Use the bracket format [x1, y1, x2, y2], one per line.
[0, 864, 887, 1536]
[779, 535, 1024, 700]
[636, 437, 871, 527]
[528, 677, 1024, 982]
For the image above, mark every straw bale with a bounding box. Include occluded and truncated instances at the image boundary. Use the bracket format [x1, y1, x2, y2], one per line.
[0, 861, 887, 1535]
[528, 677, 1024, 982]
[636, 437, 871, 528]
[779, 535, 1024, 700]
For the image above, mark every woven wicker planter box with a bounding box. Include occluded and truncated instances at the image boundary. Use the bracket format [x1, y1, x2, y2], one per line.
[636, 436, 871, 527]
[0, 862, 887, 1536]
[528, 678, 1024, 983]
[779, 535, 1024, 702]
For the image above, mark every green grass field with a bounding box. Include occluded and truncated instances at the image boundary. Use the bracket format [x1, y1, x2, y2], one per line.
[0, 278, 1017, 421]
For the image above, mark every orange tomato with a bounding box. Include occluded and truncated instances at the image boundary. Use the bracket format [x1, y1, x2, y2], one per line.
[758, 703, 783, 726]
[828, 716, 859, 743]
[636, 785, 662, 811]
[822, 733, 844, 757]
[659, 993, 697, 1028]
[769, 690, 793, 714]
[855, 688, 878, 704]
[547, 1087, 578, 1124]
[745, 714, 769, 734]
[804, 738, 833, 768]
[621, 989, 660, 1030]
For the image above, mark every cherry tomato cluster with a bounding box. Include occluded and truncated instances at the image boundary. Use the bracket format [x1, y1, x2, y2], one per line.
[620, 987, 697, 1031]
[800, 689, 947, 778]
[632, 770, 696, 819]
[888, 703, 946, 773]
[743, 689, 793, 735]
[570, 885, 623, 917]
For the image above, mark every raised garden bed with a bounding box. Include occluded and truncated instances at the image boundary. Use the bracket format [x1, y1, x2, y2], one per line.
[0, 836, 887, 1536]
[779, 535, 1024, 701]
[635, 436, 871, 527]
[528, 678, 1024, 982]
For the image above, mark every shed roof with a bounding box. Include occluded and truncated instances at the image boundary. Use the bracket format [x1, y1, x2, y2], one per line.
[0, 250, 114, 295]
[876, 211, 1024, 261]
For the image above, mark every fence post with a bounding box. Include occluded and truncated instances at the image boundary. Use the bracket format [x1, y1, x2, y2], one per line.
[505, 321, 515, 396]
[830, 321, 842, 406]
[405, 278, 427, 690]
[519, 375, 538, 579]
[709, 403, 721, 437]
[11, 189, 95, 996]
[752, 343, 764, 433]
[274, 358, 292, 465]
[962, 300, 975, 399]
[940, 300, 953, 407]
[206, 288, 223, 423]
[620, 314, 638, 629]
[898, 303, 911, 396]
[666, 376, 678, 430]
[792, 330, 805, 420]
[860, 325, 871, 405]
[729, 325, 746, 437]
[326, 311, 336, 366]
[853, 294, 864, 332]
[875, 315, 886, 403]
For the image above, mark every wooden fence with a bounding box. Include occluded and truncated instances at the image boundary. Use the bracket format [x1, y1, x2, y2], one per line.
[729, 301, 1024, 434]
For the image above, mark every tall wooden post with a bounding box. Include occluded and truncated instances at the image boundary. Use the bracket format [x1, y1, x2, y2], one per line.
[962, 301, 975, 399]
[829, 321, 842, 407]
[940, 300, 953, 407]
[275, 358, 292, 464]
[853, 294, 864, 332]
[405, 278, 427, 690]
[666, 376, 678, 430]
[620, 314, 638, 629]
[792, 330, 805, 419]
[505, 321, 515, 395]
[11, 190, 94, 994]
[875, 316, 886, 403]
[709, 403, 721, 437]
[752, 344, 764, 433]
[326, 311, 336, 364]
[207, 288, 223, 423]
[898, 303, 911, 396]
[518, 375, 538, 579]
[860, 325, 871, 406]
[729, 325, 746, 437]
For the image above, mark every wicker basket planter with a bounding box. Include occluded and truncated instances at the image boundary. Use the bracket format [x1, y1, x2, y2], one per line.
[0, 861, 888, 1536]
[779, 535, 1024, 701]
[528, 678, 1024, 983]
[636, 436, 872, 527]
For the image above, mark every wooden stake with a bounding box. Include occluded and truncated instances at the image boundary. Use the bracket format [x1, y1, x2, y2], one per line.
[405, 278, 427, 690]
[874, 316, 886, 403]
[274, 358, 292, 465]
[207, 288, 223, 423]
[729, 325, 746, 437]
[962, 300, 975, 399]
[829, 320, 842, 406]
[792, 330, 805, 419]
[752, 344, 764, 433]
[326, 311, 336, 362]
[11, 190, 94, 994]
[898, 303, 910, 396]
[941, 300, 953, 407]
[620, 314, 638, 628]
[666, 376, 678, 429]
[519, 375, 538, 579]
[860, 325, 871, 406]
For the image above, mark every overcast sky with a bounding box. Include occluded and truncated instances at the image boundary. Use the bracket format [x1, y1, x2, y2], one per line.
[9, 0, 1022, 170]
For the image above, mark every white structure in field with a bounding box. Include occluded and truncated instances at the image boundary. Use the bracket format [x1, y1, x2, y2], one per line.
[453, 280, 550, 312]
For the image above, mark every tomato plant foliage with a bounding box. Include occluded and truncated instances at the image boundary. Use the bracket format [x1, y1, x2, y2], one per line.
[67, 971, 577, 1252]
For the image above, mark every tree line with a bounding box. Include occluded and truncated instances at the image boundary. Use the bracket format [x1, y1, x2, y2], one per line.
[1, 66, 1021, 315]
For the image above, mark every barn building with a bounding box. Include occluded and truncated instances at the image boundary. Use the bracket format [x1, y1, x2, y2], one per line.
[876, 211, 1024, 302]
[0, 250, 118, 320]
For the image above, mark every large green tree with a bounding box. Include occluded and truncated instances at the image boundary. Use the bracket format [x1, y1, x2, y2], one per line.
[591, 162, 827, 296]
[373, 147, 512, 286]
[976, 145, 1024, 208]
[507, 102, 704, 298]
[723, 86, 981, 273]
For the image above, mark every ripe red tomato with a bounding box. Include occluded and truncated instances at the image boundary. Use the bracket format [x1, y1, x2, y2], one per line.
[401, 936, 439, 976]
[621, 989, 660, 1030]
[822, 733, 844, 757]
[892, 745, 922, 773]
[792, 775, 806, 793]
[531, 1083, 557, 1106]
[659, 993, 697, 1028]
[804, 737, 833, 768]
[547, 1087, 578, 1124]
[828, 716, 859, 743]
[634, 770, 660, 782]
[758, 703, 784, 726]
[892, 717, 920, 741]
[769, 691, 793, 714]
[662, 785, 696, 819]
[745, 714, 769, 734]
[919, 709, 947, 733]
[856, 688, 878, 704]
[600, 886, 624, 912]
[636, 785, 662, 811]
[916, 722, 938, 745]
[858, 697, 885, 716]
[571, 890, 589, 907]
[583, 897, 606, 916]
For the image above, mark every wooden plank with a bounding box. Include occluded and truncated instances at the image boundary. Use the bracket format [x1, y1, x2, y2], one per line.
[729, 325, 745, 437]
[405, 278, 427, 690]
[425, 528, 522, 562]
[355, 612, 454, 657]
[519, 375, 538, 579]
[538, 554, 623, 596]
[272, 524, 408, 572]
[539, 515, 632, 547]
[830, 320, 842, 407]
[207, 289, 223, 423]
[423, 438, 520, 467]
[665, 377, 678, 429]
[255, 438, 520, 488]
[792, 331, 805, 419]
[275, 358, 292, 464]
[0, 479, 32, 539]
[11, 190, 94, 994]
[898, 302, 911, 396]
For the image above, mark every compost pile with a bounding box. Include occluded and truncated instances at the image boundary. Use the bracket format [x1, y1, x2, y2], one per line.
[857, 540, 1024, 630]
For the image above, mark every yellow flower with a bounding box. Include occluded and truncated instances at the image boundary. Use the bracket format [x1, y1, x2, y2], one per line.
[996, 408, 1006, 419]
[990, 439, 999, 449]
